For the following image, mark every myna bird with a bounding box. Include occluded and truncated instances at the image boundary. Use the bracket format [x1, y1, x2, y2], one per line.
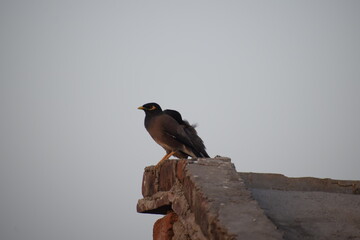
[138, 102, 209, 167]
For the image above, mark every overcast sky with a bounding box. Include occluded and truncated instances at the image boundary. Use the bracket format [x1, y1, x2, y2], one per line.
[1, 1, 359, 239]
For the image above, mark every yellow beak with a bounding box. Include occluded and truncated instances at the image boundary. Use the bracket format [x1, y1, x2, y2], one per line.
[138, 106, 145, 110]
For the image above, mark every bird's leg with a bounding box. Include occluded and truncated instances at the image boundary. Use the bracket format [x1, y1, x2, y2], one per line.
[155, 151, 175, 169]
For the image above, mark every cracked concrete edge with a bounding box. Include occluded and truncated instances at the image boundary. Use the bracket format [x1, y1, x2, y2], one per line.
[184, 159, 283, 240]
[137, 158, 284, 239]
[239, 172, 360, 194]
[171, 182, 208, 240]
[136, 191, 172, 214]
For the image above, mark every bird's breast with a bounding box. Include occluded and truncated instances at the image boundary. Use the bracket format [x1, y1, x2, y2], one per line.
[145, 115, 181, 151]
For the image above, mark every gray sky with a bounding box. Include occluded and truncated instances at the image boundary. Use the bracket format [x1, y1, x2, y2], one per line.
[1, 1, 359, 239]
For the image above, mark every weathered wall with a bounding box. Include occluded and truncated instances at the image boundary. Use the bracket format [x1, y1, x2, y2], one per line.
[240, 172, 360, 240]
[137, 158, 282, 240]
[137, 158, 360, 240]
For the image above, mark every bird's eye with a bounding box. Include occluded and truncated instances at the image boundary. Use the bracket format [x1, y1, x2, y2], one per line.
[149, 105, 157, 111]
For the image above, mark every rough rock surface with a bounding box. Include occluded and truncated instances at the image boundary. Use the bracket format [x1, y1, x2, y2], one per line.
[240, 172, 360, 240]
[137, 158, 282, 240]
[137, 158, 360, 240]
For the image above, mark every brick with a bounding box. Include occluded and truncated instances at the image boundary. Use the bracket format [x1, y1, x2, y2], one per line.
[158, 160, 177, 192]
[153, 212, 178, 240]
[142, 166, 157, 197]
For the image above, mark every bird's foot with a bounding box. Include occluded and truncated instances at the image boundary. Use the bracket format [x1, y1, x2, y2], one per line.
[155, 151, 176, 169]
[155, 161, 163, 169]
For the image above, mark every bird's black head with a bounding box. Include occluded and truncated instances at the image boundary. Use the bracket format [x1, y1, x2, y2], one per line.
[137, 102, 162, 114]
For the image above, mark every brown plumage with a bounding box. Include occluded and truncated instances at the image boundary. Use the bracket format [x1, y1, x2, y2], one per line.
[138, 102, 209, 167]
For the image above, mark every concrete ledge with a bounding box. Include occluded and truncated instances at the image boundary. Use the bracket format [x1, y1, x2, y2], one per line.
[137, 158, 360, 240]
[137, 158, 283, 240]
[239, 172, 360, 240]
[239, 172, 360, 194]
